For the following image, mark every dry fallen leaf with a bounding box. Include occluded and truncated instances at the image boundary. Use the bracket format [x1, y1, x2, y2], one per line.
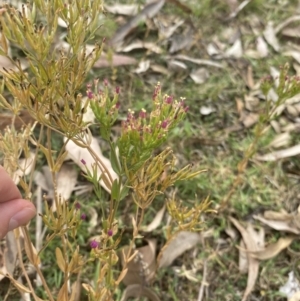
[143, 205, 166, 232]
[174, 54, 224, 69]
[64, 136, 118, 193]
[120, 239, 157, 286]
[226, 39, 243, 58]
[255, 144, 300, 161]
[229, 217, 262, 301]
[253, 211, 300, 234]
[93, 53, 137, 68]
[249, 237, 294, 260]
[119, 40, 163, 53]
[190, 68, 210, 84]
[169, 28, 193, 53]
[263, 22, 280, 52]
[267, 132, 291, 149]
[280, 271, 300, 300]
[157, 231, 201, 268]
[110, 0, 165, 46]
[104, 4, 139, 16]
[134, 60, 150, 73]
[120, 284, 161, 301]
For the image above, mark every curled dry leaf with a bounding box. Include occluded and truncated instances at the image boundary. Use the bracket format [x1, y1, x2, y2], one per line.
[229, 217, 263, 301]
[157, 231, 201, 268]
[249, 236, 294, 260]
[120, 239, 157, 286]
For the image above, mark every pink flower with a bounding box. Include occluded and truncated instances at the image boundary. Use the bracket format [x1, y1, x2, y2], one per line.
[103, 79, 108, 86]
[87, 90, 93, 99]
[139, 109, 147, 119]
[161, 119, 168, 129]
[90, 240, 99, 249]
[107, 229, 113, 236]
[80, 159, 86, 165]
[165, 95, 173, 104]
[75, 202, 81, 210]
[115, 86, 120, 94]
[81, 213, 87, 220]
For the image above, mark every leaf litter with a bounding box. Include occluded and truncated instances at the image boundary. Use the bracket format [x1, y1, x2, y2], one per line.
[3, 0, 300, 299]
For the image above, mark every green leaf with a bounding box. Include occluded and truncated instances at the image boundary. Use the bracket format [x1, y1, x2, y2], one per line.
[111, 179, 120, 201]
[119, 185, 129, 201]
[110, 144, 121, 175]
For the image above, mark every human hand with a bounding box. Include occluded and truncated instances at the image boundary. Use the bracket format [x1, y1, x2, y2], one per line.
[0, 165, 36, 239]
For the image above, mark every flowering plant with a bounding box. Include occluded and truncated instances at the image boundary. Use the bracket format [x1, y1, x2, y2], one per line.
[0, 1, 208, 300]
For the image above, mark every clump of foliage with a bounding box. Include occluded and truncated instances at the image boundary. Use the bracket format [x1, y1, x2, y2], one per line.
[0, 1, 208, 300]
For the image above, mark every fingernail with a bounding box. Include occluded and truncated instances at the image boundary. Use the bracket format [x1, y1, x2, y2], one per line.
[8, 208, 36, 231]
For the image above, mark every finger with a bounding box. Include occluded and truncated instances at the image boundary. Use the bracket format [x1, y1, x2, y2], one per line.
[0, 166, 21, 203]
[0, 199, 36, 239]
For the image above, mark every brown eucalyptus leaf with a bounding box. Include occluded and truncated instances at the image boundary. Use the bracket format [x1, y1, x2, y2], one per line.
[267, 132, 290, 149]
[120, 284, 161, 301]
[253, 212, 300, 234]
[0, 110, 35, 131]
[120, 239, 157, 286]
[110, 0, 165, 46]
[94, 53, 137, 68]
[53, 163, 78, 211]
[249, 237, 294, 260]
[143, 205, 166, 232]
[158, 231, 201, 268]
[229, 217, 262, 301]
[169, 28, 193, 53]
[239, 240, 248, 274]
[190, 68, 210, 84]
[119, 40, 163, 53]
[263, 22, 280, 52]
[104, 4, 138, 16]
[174, 54, 224, 68]
[255, 144, 300, 161]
